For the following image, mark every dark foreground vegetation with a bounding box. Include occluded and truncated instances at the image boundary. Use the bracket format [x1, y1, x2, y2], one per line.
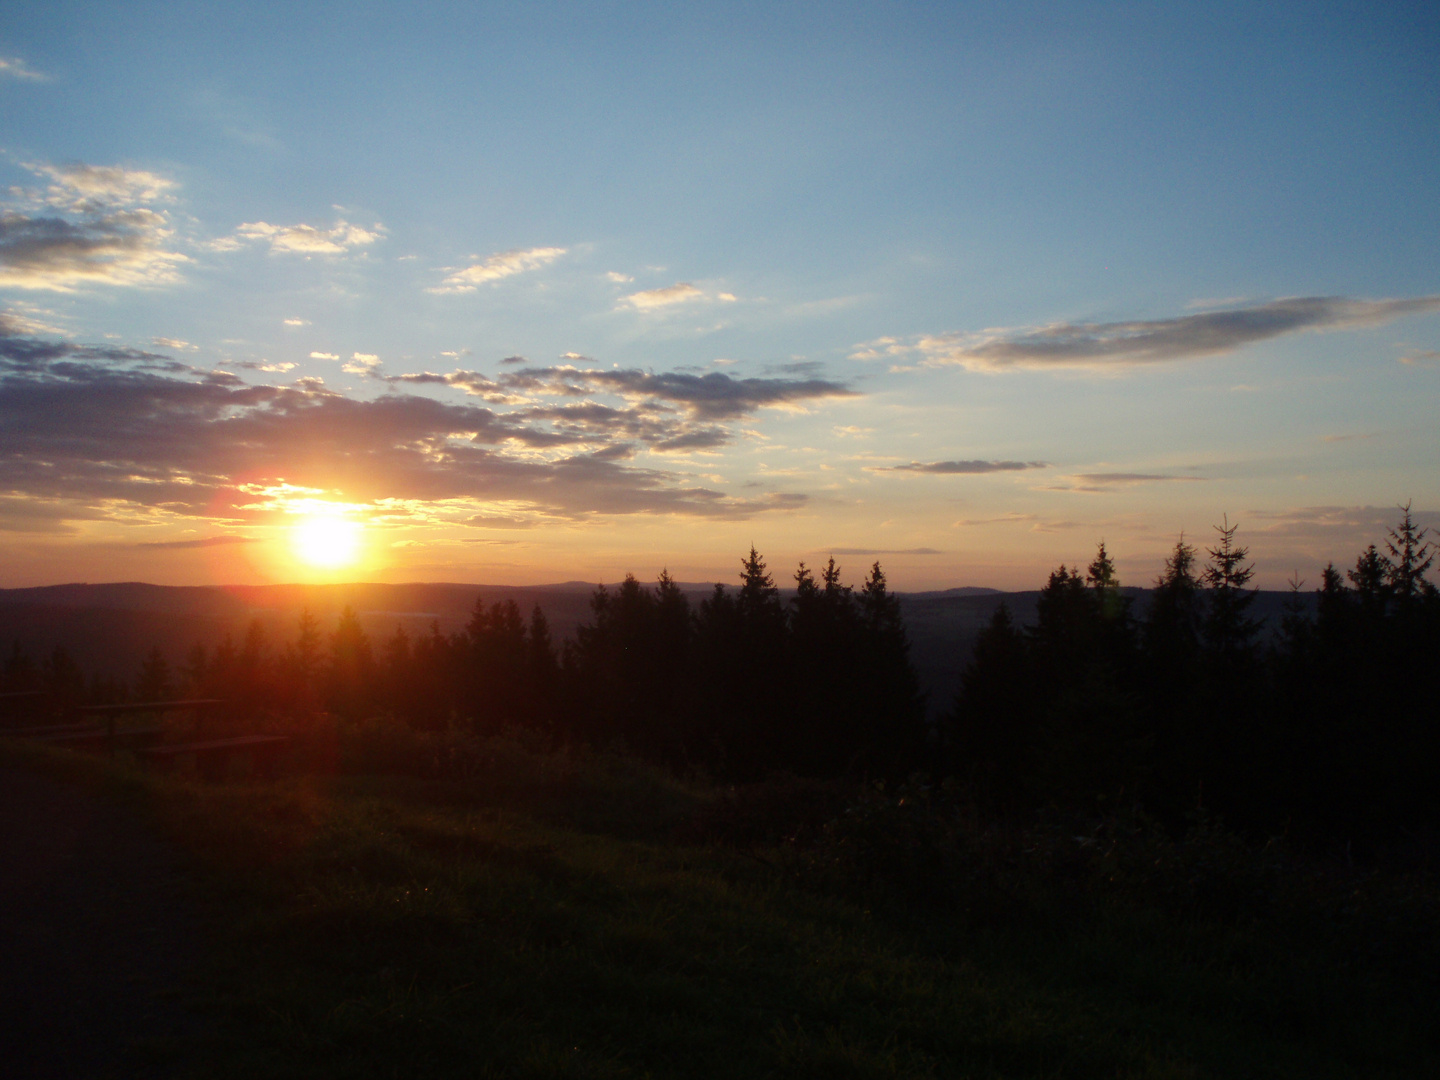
[3, 509, 1438, 1075]
[4, 728, 1438, 1079]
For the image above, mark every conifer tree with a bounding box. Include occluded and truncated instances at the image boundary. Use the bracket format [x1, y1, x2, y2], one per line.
[328, 606, 375, 719]
[1384, 502, 1434, 603]
[1348, 544, 1391, 611]
[1201, 516, 1259, 659]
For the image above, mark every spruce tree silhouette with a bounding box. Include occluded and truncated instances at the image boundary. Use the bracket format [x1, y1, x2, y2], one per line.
[1384, 502, 1434, 604]
[948, 602, 1032, 807]
[1201, 516, 1259, 661]
[327, 606, 375, 720]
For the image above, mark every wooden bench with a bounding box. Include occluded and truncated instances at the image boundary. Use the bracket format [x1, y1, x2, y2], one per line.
[137, 735, 290, 782]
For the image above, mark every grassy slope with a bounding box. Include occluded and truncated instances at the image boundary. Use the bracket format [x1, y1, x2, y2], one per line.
[2, 737, 1435, 1079]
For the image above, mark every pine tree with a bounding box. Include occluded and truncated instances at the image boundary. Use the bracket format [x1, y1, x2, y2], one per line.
[327, 606, 375, 719]
[738, 546, 781, 623]
[1147, 535, 1202, 649]
[1348, 544, 1392, 610]
[948, 602, 1033, 802]
[1384, 502, 1434, 603]
[1201, 516, 1259, 659]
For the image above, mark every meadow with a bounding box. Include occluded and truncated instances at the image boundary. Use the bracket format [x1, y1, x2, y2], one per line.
[5, 723, 1436, 1080]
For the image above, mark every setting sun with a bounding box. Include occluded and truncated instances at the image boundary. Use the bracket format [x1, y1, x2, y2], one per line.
[291, 513, 363, 569]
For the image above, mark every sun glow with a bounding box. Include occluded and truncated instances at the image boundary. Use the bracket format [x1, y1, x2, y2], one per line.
[291, 511, 364, 569]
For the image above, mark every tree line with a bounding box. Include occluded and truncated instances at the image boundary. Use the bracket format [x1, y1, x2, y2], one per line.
[944, 507, 1438, 850]
[1, 548, 925, 781]
[4, 512, 1435, 851]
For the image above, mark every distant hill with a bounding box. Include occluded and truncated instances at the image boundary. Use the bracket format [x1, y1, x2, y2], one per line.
[0, 581, 1311, 716]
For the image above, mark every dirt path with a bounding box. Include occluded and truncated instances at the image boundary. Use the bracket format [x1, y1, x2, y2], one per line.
[0, 768, 208, 1078]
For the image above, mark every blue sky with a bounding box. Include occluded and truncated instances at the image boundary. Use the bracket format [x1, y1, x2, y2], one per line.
[1, 2, 1437, 588]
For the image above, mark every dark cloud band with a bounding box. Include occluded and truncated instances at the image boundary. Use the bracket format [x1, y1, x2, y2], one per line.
[0, 325, 817, 530]
[885, 296, 1440, 371]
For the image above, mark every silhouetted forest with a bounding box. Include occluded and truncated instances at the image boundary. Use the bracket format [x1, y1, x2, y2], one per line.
[945, 508, 1439, 852]
[4, 511, 1436, 853]
[2, 548, 924, 782]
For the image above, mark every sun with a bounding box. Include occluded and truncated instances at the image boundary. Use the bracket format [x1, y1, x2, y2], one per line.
[291, 512, 363, 569]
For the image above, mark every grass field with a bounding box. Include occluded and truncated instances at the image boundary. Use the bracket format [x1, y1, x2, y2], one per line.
[4, 730, 1437, 1079]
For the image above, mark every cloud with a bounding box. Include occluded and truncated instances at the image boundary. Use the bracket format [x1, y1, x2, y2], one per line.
[430, 246, 566, 293]
[28, 163, 177, 212]
[0, 494, 105, 534]
[1246, 505, 1440, 553]
[310, 351, 339, 360]
[1072, 473, 1206, 484]
[464, 513, 540, 530]
[382, 363, 854, 454]
[230, 219, 383, 255]
[284, 317, 309, 327]
[137, 535, 260, 549]
[1261, 505, 1440, 532]
[620, 282, 705, 310]
[605, 271, 634, 283]
[492, 365, 856, 422]
[1400, 349, 1440, 366]
[952, 513, 1039, 527]
[863, 296, 1440, 372]
[342, 352, 381, 375]
[872, 459, 1047, 474]
[0, 323, 818, 525]
[225, 359, 296, 373]
[1043, 472, 1207, 493]
[152, 337, 195, 350]
[0, 56, 47, 81]
[0, 162, 187, 291]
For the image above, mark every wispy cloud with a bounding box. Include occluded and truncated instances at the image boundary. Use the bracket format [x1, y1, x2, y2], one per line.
[621, 282, 703, 310]
[952, 513, 1039, 527]
[1072, 472, 1206, 484]
[0, 162, 187, 291]
[228, 219, 383, 255]
[859, 296, 1440, 372]
[137, 535, 259, 549]
[1246, 505, 1440, 550]
[0, 56, 48, 81]
[1400, 349, 1440, 366]
[870, 459, 1047, 475]
[1045, 472, 1207, 493]
[225, 359, 296, 373]
[28, 163, 176, 212]
[618, 282, 738, 312]
[430, 246, 566, 293]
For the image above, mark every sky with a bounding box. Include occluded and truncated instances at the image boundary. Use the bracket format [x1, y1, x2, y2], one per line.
[1, 1, 1437, 590]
